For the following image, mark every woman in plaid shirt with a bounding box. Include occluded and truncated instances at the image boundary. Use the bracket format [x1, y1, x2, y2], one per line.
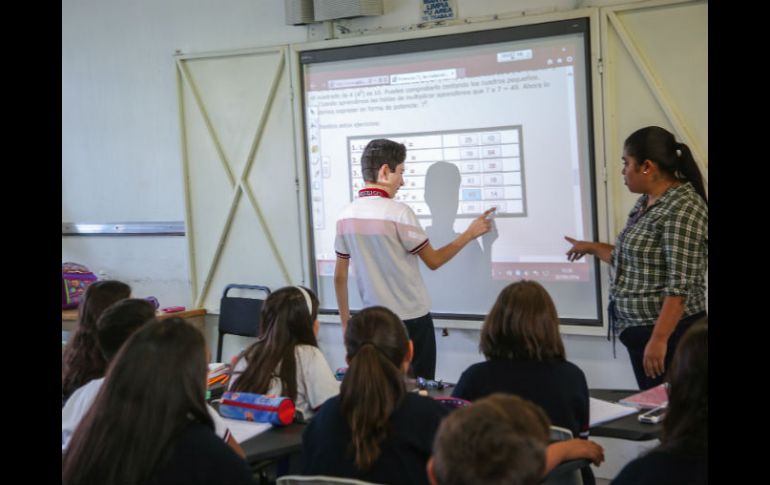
[565, 126, 707, 390]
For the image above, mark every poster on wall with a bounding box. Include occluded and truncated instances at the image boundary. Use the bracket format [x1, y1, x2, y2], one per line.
[421, 0, 457, 22]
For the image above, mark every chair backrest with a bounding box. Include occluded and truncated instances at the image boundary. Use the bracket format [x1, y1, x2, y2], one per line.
[217, 284, 270, 361]
[276, 475, 383, 485]
[542, 426, 586, 485]
[549, 425, 574, 441]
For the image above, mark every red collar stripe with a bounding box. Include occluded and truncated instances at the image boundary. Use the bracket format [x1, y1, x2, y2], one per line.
[358, 188, 390, 198]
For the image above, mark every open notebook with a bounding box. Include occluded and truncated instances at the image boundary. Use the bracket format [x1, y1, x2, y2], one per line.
[589, 397, 637, 427]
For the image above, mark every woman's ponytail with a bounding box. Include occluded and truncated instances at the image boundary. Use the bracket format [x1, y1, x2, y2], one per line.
[675, 142, 707, 203]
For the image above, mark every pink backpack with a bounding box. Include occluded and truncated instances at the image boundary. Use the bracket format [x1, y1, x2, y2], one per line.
[62, 262, 97, 309]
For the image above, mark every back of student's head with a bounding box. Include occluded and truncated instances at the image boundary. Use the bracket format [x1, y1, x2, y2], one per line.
[361, 138, 406, 183]
[62, 317, 212, 485]
[480, 280, 565, 361]
[96, 298, 157, 362]
[430, 393, 550, 485]
[231, 285, 319, 401]
[662, 320, 708, 455]
[341, 306, 409, 471]
[62, 280, 132, 400]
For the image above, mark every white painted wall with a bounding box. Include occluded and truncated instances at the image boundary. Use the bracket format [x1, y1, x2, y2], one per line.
[62, 0, 675, 386]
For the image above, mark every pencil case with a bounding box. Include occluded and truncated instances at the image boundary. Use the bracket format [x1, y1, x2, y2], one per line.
[219, 392, 295, 426]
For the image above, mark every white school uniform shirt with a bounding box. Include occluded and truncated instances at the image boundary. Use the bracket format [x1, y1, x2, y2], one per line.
[229, 344, 340, 420]
[62, 378, 233, 450]
[334, 187, 431, 320]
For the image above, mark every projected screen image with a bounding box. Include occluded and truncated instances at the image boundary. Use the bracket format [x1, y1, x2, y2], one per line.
[302, 20, 602, 324]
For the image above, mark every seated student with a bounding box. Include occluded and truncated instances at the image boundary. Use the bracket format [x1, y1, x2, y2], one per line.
[62, 318, 255, 485]
[612, 321, 708, 485]
[302, 306, 449, 485]
[452, 280, 601, 482]
[229, 286, 339, 421]
[62, 298, 156, 449]
[61, 300, 244, 458]
[428, 393, 551, 485]
[62, 280, 131, 405]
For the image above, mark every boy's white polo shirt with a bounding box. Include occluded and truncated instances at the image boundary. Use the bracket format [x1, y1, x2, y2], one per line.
[335, 187, 430, 320]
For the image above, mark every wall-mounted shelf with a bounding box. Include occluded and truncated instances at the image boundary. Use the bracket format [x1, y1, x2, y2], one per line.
[61, 221, 185, 236]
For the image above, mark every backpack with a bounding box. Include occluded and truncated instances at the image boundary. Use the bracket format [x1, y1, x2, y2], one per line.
[62, 262, 97, 309]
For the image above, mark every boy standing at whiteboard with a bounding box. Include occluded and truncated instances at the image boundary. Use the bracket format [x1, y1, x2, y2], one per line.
[334, 138, 494, 379]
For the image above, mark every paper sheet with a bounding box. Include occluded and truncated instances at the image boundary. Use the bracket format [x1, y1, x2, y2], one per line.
[221, 417, 272, 443]
[590, 397, 637, 427]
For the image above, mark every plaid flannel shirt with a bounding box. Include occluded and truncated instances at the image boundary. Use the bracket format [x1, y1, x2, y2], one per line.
[610, 182, 707, 331]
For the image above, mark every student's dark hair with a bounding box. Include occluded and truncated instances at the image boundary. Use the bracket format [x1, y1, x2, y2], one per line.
[480, 280, 565, 361]
[660, 320, 708, 456]
[96, 298, 157, 361]
[360, 138, 406, 183]
[62, 280, 131, 402]
[432, 393, 550, 485]
[340, 306, 409, 470]
[624, 126, 707, 202]
[230, 286, 319, 401]
[62, 317, 212, 485]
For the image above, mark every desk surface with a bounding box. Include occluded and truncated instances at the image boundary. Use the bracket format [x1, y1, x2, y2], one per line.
[237, 387, 660, 465]
[62, 307, 206, 321]
[241, 423, 306, 464]
[589, 389, 662, 441]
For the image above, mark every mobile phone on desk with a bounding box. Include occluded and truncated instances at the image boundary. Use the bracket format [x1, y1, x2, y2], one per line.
[638, 404, 667, 424]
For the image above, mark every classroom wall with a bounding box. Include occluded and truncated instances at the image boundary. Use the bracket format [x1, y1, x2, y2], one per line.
[63, 0, 701, 392]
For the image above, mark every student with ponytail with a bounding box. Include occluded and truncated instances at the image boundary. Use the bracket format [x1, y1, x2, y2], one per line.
[228, 286, 338, 420]
[566, 126, 707, 389]
[302, 306, 448, 485]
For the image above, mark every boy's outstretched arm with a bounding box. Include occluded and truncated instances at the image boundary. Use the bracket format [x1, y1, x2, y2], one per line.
[418, 208, 495, 270]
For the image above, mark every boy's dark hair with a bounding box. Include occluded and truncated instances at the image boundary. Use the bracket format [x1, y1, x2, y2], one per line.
[431, 393, 550, 485]
[360, 139, 406, 183]
[96, 298, 157, 361]
[480, 280, 565, 361]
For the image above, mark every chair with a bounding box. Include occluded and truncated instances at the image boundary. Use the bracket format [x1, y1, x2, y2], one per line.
[541, 426, 590, 485]
[276, 476, 383, 485]
[216, 284, 271, 362]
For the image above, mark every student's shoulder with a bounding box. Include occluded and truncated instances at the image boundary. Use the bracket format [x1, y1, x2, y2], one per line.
[459, 359, 495, 377]
[551, 359, 588, 387]
[63, 377, 105, 413]
[614, 449, 706, 485]
[150, 423, 254, 485]
[403, 392, 450, 417]
[561, 359, 587, 376]
[158, 423, 236, 464]
[70, 377, 105, 401]
[303, 396, 343, 434]
[309, 394, 342, 418]
[295, 344, 325, 359]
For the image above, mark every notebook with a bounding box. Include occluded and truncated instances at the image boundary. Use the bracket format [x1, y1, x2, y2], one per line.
[618, 383, 669, 409]
[589, 397, 638, 426]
